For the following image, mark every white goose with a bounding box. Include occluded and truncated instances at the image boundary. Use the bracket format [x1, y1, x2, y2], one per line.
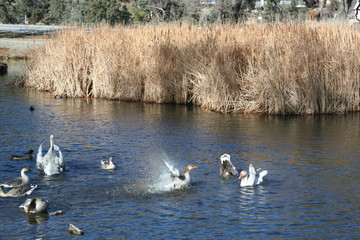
[19, 198, 49, 214]
[100, 157, 116, 170]
[0, 185, 37, 198]
[219, 153, 239, 178]
[0, 167, 31, 188]
[164, 160, 198, 189]
[36, 135, 64, 175]
[239, 164, 268, 187]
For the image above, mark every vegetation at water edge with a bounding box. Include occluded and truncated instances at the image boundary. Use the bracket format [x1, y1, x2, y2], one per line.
[17, 22, 360, 115]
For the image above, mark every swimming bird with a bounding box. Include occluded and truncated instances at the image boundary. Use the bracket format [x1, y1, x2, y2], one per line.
[164, 160, 198, 189]
[29, 106, 35, 111]
[0, 167, 31, 188]
[219, 153, 239, 177]
[100, 157, 116, 170]
[10, 150, 34, 160]
[36, 135, 64, 175]
[239, 164, 268, 187]
[19, 198, 49, 214]
[0, 185, 37, 198]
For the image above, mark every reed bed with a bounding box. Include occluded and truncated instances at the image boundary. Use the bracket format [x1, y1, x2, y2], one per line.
[18, 22, 360, 114]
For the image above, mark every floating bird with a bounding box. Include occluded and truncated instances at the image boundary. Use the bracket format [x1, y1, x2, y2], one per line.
[0, 185, 37, 198]
[19, 198, 49, 214]
[36, 135, 64, 175]
[10, 150, 34, 160]
[29, 106, 35, 111]
[239, 164, 268, 187]
[100, 157, 116, 170]
[219, 153, 239, 177]
[164, 160, 198, 189]
[0, 167, 31, 188]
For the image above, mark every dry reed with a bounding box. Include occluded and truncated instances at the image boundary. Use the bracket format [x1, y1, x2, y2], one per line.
[18, 22, 360, 114]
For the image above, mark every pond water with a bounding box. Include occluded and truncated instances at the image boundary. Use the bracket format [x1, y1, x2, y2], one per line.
[0, 61, 359, 239]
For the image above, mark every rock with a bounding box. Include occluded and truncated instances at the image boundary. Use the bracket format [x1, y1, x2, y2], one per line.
[69, 223, 84, 235]
[0, 62, 7, 74]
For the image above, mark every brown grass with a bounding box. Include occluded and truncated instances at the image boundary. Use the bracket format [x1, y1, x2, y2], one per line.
[17, 22, 360, 114]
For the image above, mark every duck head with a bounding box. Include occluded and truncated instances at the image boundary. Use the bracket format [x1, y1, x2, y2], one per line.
[186, 164, 198, 171]
[22, 167, 31, 172]
[239, 170, 248, 179]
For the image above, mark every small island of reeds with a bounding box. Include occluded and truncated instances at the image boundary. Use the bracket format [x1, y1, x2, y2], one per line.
[17, 22, 360, 115]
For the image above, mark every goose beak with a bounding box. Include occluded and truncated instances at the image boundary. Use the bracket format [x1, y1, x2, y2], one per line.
[239, 173, 244, 179]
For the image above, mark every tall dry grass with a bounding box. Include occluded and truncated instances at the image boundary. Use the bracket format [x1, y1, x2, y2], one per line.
[18, 22, 360, 114]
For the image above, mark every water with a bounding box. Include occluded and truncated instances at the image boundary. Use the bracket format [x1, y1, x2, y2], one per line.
[0, 61, 359, 239]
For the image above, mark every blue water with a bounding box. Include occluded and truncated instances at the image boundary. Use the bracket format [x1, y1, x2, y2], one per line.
[0, 61, 359, 239]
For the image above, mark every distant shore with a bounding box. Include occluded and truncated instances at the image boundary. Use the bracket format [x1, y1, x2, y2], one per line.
[0, 37, 46, 59]
[0, 24, 64, 59]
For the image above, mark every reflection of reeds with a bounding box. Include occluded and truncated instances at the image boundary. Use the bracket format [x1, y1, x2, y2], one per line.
[18, 23, 360, 115]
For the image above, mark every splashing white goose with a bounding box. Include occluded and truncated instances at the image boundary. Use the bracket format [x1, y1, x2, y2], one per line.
[239, 164, 268, 187]
[0, 167, 31, 188]
[164, 160, 198, 189]
[220, 153, 239, 177]
[0, 185, 37, 198]
[36, 135, 64, 175]
[100, 157, 116, 170]
[19, 198, 49, 214]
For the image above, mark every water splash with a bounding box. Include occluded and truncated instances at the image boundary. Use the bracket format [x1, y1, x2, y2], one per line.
[109, 153, 184, 196]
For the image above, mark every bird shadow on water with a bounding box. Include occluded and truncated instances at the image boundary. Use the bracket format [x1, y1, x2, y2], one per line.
[22, 212, 49, 224]
[38, 173, 66, 184]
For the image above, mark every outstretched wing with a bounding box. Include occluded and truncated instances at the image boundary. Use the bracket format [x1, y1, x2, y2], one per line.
[53, 144, 64, 172]
[249, 164, 256, 176]
[163, 160, 180, 177]
[220, 154, 231, 164]
[256, 170, 268, 185]
[36, 141, 44, 170]
[247, 164, 256, 185]
[220, 154, 238, 176]
[25, 185, 38, 196]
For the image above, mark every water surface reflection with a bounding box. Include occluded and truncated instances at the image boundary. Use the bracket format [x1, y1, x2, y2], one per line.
[0, 62, 359, 239]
